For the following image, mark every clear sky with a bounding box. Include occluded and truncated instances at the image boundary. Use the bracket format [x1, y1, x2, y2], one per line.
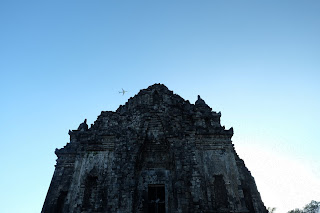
[0, 1, 319, 212]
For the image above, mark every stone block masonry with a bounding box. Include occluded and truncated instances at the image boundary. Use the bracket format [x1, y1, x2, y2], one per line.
[42, 83, 267, 213]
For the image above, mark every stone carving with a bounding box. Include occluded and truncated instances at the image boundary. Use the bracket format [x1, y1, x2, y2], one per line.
[77, 119, 88, 131]
[42, 83, 267, 213]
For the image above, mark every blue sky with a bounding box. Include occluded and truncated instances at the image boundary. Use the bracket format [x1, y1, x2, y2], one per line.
[0, 1, 319, 212]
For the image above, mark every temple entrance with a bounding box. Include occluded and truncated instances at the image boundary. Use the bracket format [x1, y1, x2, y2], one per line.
[148, 184, 165, 213]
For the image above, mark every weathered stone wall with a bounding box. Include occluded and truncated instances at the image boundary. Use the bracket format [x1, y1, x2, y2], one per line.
[42, 84, 267, 213]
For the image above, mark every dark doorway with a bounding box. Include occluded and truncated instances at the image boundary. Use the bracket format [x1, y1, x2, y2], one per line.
[56, 191, 68, 213]
[82, 175, 98, 210]
[213, 175, 228, 209]
[148, 184, 165, 213]
[242, 188, 255, 213]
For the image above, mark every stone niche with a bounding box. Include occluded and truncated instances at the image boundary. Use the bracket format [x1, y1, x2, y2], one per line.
[42, 84, 267, 213]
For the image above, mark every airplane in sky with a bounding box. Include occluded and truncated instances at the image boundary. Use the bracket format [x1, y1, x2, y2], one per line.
[119, 88, 127, 95]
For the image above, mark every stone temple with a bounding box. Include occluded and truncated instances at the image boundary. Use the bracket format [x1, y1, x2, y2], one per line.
[42, 84, 267, 213]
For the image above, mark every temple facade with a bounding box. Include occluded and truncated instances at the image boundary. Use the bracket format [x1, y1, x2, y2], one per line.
[42, 84, 267, 213]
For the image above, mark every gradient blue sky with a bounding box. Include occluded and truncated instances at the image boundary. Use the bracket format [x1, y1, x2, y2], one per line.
[0, 1, 319, 212]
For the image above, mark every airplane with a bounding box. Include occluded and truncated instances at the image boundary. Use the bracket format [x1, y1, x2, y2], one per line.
[119, 88, 127, 95]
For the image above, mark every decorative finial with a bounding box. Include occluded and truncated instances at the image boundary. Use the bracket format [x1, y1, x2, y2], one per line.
[195, 95, 206, 105]
[78, 119, 88, 131]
